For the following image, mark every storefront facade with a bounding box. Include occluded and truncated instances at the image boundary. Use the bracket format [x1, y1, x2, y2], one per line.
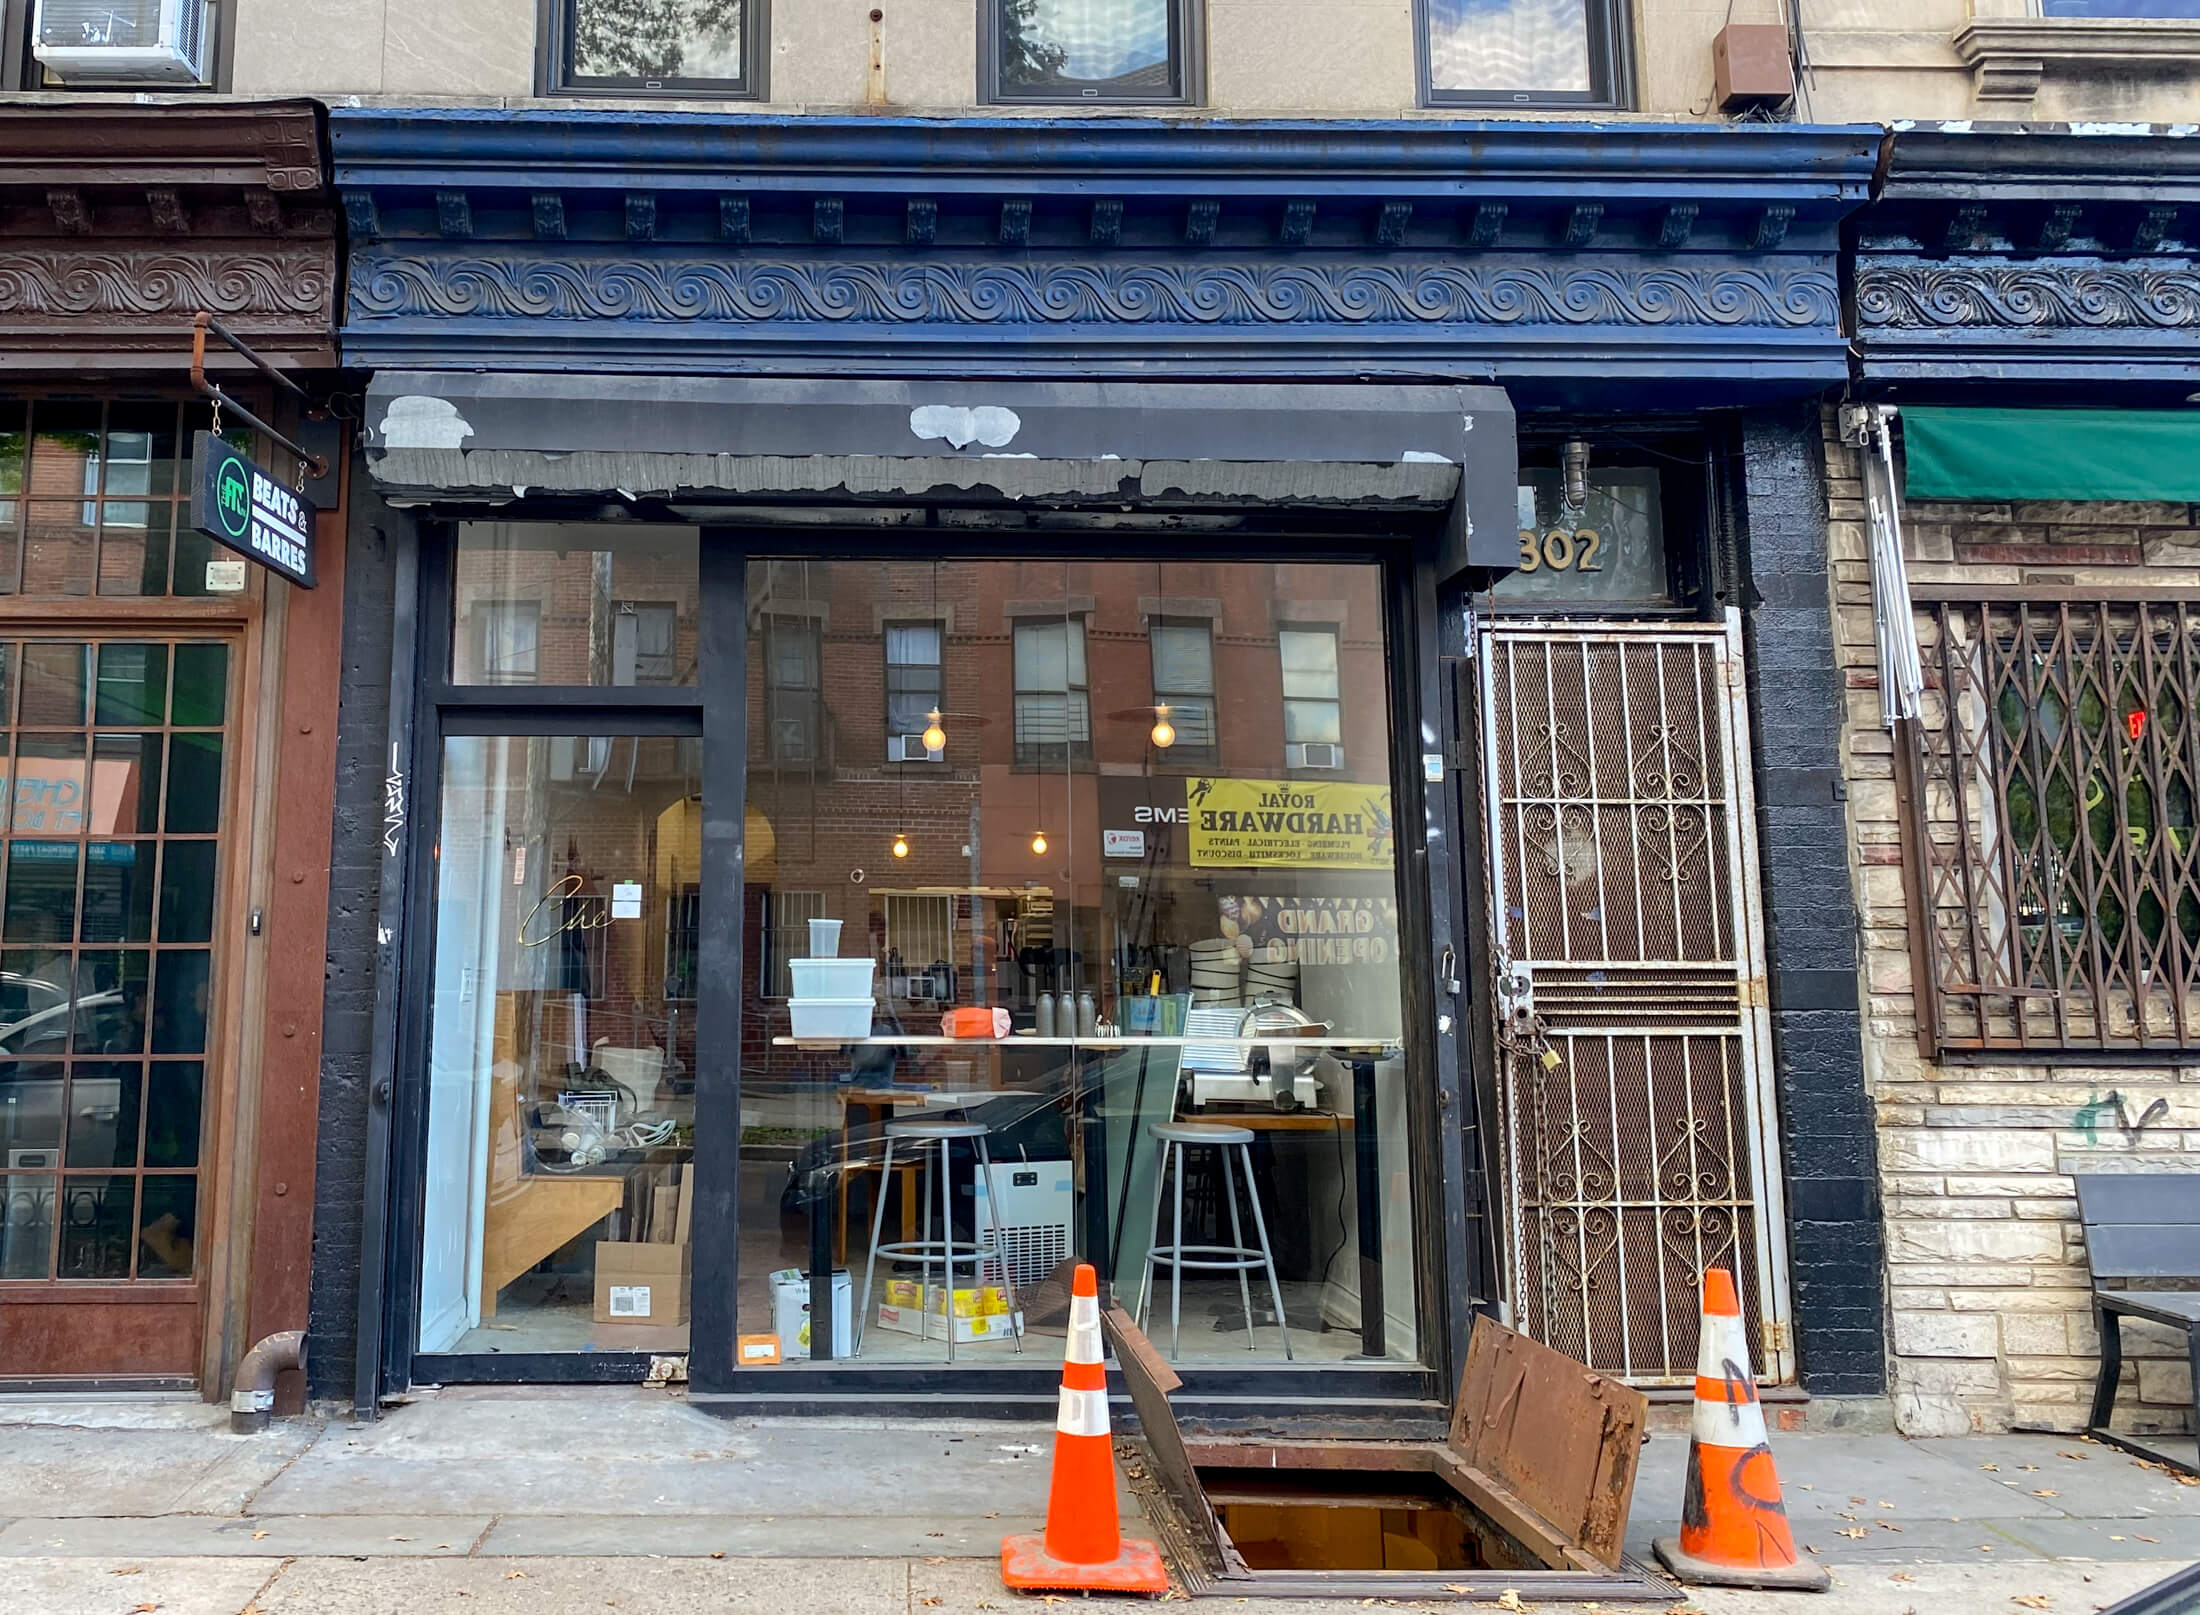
[314, 111, 1889, 1421]
[1835, 127, 2200, 1437]
[0, 103, 345, 1396]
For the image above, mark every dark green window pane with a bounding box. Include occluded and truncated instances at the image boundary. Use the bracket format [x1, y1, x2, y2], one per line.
[64, 1062, 141, 1168]
[0, 647, 13, 727]
[0, 1060, 63, 1153]
[144, 1062, 200, 1169]
[82, 840, 156, 943]
[18, 642, 87, 726]
[164, 732, 222, 834]
[14, 733, 88, 835]
[0, 1174, 53, 1277]
[93, 733, 163, 837]
[137, 1174, 196, 1276]
[104, 404, 181, 500]
[94, 644, 167, 725]
[0, 402, 24, 506]
[97, 513, 171, 600]
[150, 949, 207, 1055]
[170, 643, 227, 727]
[2, 842, 79, 944]
[73, 950, 149, 1056]
[170, 525, 214, 599]
[156, 840, 215, 943]
[55, 1173, 134, 1279]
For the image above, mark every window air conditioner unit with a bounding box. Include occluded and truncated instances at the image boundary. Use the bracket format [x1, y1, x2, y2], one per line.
[886, 734, 944, 763]
[33, 0, 210, 84]
[1286, 742, 1343, 770]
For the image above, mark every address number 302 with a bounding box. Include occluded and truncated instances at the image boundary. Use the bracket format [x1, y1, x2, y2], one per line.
[1517, 527, 1604, 574]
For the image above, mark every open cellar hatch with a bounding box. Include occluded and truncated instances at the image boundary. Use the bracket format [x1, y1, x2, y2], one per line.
[1105, 1309, 1672, 1601]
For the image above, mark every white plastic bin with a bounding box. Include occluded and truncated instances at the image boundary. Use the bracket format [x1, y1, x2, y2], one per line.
[807, 917, 844, 958]
[788, 997, 875, 1039]
[788, 958, 876, 999]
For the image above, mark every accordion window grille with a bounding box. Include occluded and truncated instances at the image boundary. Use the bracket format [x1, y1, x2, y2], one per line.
[1910, 597, 2200, 1052]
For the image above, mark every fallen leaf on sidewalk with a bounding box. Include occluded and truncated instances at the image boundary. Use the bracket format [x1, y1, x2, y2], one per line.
[924, 1556, 949, 1565]
[2011, 1596, 2052, 1609]
[111, 1568, 141, 1577]
[251, 1530, 270, 1541]
[920, 1598, 943, 1608]
[1838, 1527, 1868, 1539]
[1878, 1500, 1895, 1508]
[1879, 1522, 1903, 1532]
[1891, 1572, 1915, 1582]
[708, 1551, 724, 1559]
[504, 1571, 527, 1580]
[2057, 1451, 2087, 1460]
[1850, 1495, 1868, 1504]
[1982, 1462, 2000, 1471]
[2020, 1464, 2039, 1472]
[2134, 1534, 2159, 1543]
[2031, 1489, 2059, 1498]
[131, 1603, 159, 1613]
[1492, 1592, 1529, 1612]
[388, 1535, 411, 1542]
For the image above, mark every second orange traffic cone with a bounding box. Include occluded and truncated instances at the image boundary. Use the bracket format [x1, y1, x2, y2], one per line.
[1653, 1267, 1829, 1592]
[1000, 1263, 1170, 1596]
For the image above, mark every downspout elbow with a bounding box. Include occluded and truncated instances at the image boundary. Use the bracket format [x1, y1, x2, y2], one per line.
[231, 1330, 307, 1434]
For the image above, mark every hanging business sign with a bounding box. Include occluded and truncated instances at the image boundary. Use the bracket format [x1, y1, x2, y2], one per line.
[1185, 778, 1394, 870]
[189, 431, 316, 589]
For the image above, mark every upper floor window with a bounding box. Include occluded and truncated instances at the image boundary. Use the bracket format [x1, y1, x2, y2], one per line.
[2038, 0, 2200, 13]
[1279, 626, 1343, 770]
[1148, 618, 1217, 762]
[1013, 617, 1092, 766]
[984, 0, 1197, 104]
[765, 616, 824, 766]
[545, 0, 764, 97]
[885, 622, 945, 759]
[1419, 0, 1627, 107]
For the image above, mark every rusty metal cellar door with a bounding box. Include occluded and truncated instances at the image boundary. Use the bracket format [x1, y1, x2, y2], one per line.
[1477, 616, 1793, 1386]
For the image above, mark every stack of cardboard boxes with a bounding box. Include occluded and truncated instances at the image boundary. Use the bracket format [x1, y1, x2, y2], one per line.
[591, 1163, 692, 1352]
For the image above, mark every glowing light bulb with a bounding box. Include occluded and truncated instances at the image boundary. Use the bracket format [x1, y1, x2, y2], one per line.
[891, 833, 910, 859]
[1030, 831, 1048, 857]
[1150, 704, 1176, 749]
[921, 709, 947, 753]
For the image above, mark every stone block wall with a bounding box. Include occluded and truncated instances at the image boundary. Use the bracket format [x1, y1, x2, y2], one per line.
[1823, 407, 2200, 1437]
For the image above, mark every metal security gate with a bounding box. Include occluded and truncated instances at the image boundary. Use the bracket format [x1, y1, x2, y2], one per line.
[1478, 614, 1792, 1385]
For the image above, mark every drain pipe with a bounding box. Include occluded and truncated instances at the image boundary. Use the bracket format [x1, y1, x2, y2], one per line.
[231, 1330, 306, 1434]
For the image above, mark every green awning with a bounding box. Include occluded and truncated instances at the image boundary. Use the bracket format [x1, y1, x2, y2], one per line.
[1901, 408, 2200, 503]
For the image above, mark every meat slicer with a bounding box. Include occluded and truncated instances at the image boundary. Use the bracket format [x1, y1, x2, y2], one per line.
[1181, 998, 1330, 1110]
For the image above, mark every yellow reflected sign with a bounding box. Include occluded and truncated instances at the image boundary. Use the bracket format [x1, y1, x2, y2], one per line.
[1185, 778, 1394, 869]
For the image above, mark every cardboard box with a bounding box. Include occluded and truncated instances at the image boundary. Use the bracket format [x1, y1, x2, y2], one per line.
[874, 1280, 1024, 1344]
[589, 1320, 691, 1354]
[593, 1241, 691, 1325]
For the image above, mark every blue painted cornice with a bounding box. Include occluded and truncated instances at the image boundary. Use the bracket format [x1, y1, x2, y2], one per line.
[331, 110, 1880, 393]
[1856, 126, 2200, 389]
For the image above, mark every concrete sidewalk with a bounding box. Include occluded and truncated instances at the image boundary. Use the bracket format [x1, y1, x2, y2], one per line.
[0, 1387, 2194, 1614]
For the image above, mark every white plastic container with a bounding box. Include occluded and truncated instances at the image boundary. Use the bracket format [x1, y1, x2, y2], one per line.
[807, 917, 844, 958]
[788, 997, 875, 1039]
[768, 1267, 852, 1359]
[789, 957, 876, 999]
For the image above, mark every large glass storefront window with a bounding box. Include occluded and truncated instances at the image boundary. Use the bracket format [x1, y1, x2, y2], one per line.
[741, 559, 1417, 1368]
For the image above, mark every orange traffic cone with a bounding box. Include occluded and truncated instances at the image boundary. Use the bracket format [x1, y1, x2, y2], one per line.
[1653, 1267, 1829, 1592]
[1000, 1263, 1171, 1596]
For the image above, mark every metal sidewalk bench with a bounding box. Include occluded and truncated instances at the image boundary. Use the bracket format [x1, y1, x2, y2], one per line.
[2077, 1174, 2200, 1473]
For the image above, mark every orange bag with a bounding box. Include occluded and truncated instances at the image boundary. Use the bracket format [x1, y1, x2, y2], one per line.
[941, 1006, 1010, 1038]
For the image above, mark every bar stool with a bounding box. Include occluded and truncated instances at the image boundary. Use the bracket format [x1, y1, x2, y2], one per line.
[1137, 1121, 1292, 1360]
[855, 1118, 1024, 1360]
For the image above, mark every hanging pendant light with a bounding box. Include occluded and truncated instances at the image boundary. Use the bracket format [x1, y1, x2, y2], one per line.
[1150, 703, 1176, 750]
[1030, 829, 1048, 857]
[892, 832, 910, 859]
[921, 707, 947, 753]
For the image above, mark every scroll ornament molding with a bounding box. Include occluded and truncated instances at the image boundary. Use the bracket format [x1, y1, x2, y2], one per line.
[349, 253, 1841, 330]
[0, 246, 334, 320]
[1857, 260, 2200, 330]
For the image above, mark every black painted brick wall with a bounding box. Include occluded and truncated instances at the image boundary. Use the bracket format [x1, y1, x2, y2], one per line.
[305, 475, 400, 1399]
[1737, 412, 1888, 1397]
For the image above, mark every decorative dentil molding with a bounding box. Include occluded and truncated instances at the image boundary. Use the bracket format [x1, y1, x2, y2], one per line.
[0, 245, 335, 320]
[348, 253, 1840, 331]
[1856, 259, 2200, 331]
